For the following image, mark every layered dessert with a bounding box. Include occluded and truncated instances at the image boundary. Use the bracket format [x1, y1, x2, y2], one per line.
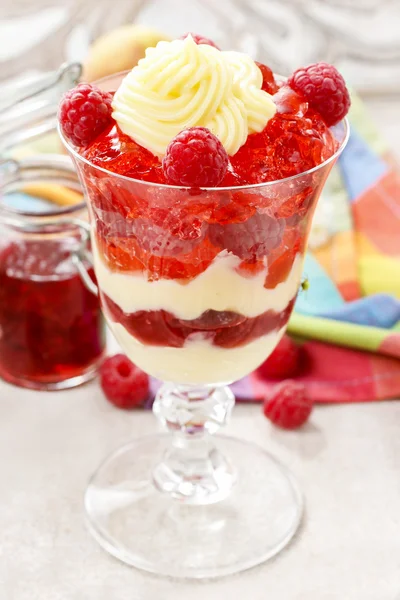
[59, 34, 350, 384]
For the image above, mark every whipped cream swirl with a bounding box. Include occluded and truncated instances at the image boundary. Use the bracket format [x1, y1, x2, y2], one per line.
[112, 36, 276, 157]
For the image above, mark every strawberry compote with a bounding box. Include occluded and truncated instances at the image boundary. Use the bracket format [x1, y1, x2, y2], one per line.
[0, 236, 104, 389]
[61, 44, 348, 384]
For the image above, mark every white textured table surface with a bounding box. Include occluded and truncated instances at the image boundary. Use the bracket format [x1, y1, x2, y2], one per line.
[1, 99, 400, 599]
[2, 383, 400, 599]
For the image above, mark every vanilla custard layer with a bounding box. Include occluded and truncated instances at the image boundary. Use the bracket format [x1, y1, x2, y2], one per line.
[108, 320, 286, 385]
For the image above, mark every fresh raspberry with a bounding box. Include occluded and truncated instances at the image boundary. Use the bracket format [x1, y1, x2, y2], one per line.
[263, 381, 313, 429]
[58, 83, 113, 147]
[288, 62, 350, 127]
[162, 127, 229, 187]
[100, 354, 149, 409]
[255, 61, 279, 95]
[180, 33, 220, 49]
[257, 335, 302, 380]
[208, 212, 284, 261]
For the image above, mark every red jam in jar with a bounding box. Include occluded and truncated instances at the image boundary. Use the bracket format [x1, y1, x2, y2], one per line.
[0, 236, 104, 389]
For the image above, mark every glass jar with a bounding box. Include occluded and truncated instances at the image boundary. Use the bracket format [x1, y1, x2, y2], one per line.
[0, 155, 105, 390]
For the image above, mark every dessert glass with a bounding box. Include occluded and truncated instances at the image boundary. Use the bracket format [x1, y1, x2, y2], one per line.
[60, 73, 349, 578]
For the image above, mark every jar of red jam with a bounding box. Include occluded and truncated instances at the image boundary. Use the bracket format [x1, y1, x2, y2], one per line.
[0, 155, 105, 390]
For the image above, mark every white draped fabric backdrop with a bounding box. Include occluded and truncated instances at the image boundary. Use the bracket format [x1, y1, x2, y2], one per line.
[0, 0, 400, 95]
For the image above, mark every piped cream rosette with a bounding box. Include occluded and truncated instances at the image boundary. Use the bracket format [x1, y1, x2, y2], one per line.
[112, 35, 276, 157]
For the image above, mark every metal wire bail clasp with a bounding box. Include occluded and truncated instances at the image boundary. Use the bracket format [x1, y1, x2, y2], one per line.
[0, 155, 98, 296]
[69, 218, 99, 297]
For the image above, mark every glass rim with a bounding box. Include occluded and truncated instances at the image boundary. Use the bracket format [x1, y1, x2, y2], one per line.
[58, 69, 350, 192]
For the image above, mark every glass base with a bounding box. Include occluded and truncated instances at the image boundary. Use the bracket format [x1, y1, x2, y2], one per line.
[84, 433, 303, 578]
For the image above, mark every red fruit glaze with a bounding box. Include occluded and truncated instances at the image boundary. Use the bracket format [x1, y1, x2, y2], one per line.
[273, 86, 308, 117]
[59, 83, 113, 147]
[255, 61, 279, 95]
[96, 232, 219, 280]
[0, 240, 104, 386]
[203, 190, 256, 225]
[265, 242, 300, 289]
[275, 187, 314, 221]
[100, 354, 149, 409]
[81, 93, 336, 188]
[230, 84, 336, 184]
[208, 213, 285, 261]
[257, 335, 302, 380]
[263, 380, 313, 429]
[288, 62, 350, 127]
[162, 127, 229, 187]
[84, 124, 166, 183]
[102, 294, 296, 349]
[180, 33, 220, 49]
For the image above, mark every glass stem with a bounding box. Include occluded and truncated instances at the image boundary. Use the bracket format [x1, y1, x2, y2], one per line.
[152, 383, 236, 505]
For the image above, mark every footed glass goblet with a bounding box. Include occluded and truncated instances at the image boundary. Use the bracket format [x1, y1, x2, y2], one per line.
[61, 73, 348, 578]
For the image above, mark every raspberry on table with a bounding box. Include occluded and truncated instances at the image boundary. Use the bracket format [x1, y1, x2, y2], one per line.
[180, 32, 220, 49]
[162, 127, 229, 187]
[263, 380, 313, 429]
[100, 354, 149, 409]
[58, 83, 113, 147]
[288, 62, 351, 127]
[208, 212, 285, 261]
[257, 335, 302, 380]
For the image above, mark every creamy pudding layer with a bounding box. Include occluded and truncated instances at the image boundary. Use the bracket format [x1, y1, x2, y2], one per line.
[109, 321, 286, 384]
[93, 239, 303, 320]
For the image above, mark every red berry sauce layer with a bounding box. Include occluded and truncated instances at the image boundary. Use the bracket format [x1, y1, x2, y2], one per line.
[102, 293, 296, 350]
[0, 240, 104, 386]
